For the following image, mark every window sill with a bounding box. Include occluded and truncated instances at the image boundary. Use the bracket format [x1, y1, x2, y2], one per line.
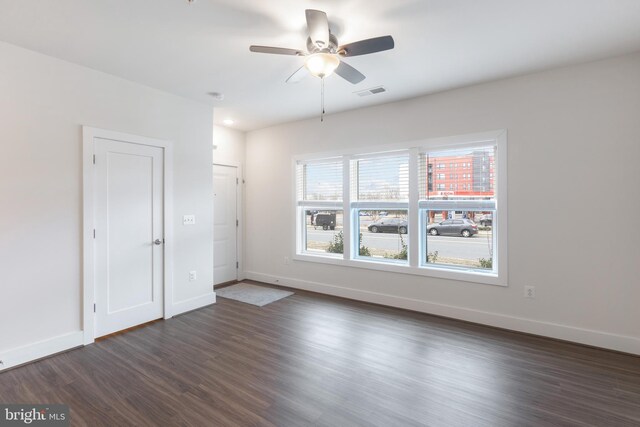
[292, 253, 506, 287]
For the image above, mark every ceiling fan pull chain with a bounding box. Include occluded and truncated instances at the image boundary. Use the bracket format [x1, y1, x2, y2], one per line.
[321, 77, 325, 122]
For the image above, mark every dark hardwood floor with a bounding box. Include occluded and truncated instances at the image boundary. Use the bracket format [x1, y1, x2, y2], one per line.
[1, 281, 639, 426]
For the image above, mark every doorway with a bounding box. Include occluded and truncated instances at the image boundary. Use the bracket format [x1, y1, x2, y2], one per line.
[213, 164, 238, 285]
[83, 127, 173, 344]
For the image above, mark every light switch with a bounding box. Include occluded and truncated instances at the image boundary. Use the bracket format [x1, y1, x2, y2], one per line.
[183, 215, 196, 225]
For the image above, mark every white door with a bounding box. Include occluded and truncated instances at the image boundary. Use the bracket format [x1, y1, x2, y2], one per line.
[213, 165, 238, 285]
[94, 138, 164, 338]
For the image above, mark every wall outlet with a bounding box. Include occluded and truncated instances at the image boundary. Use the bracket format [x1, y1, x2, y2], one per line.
[284, 256, 290, 265]
[524, 286, 536, 299]
[183, 215, 196, 225]
[189, 271, 197, 281]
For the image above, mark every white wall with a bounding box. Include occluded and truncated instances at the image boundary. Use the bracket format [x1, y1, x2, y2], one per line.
[213, 125, 246, 166]
[245, 52, 640, 354]
[0, 42, 215, 368]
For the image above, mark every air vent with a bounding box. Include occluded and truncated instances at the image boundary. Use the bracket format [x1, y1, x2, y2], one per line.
[354, 86, 387, 97]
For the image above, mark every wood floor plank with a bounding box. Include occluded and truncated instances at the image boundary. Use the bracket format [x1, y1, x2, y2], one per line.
[1, 281, 639, 426]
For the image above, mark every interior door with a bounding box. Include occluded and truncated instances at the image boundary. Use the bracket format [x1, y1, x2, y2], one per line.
[94, 138, 164, 338]
[213, 164, 238, 285]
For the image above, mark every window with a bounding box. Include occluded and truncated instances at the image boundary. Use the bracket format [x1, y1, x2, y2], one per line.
[351, 152, 409, 264]
[294, 131, 507, 286]
[420, 146, 496, 273]
[296, 159, 343, 257]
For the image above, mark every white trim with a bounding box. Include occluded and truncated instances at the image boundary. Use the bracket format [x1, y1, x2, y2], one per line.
[245, 272, 640, 356]
[349, 201, 409, 209]
[171, 293, 217, 317]
[342, 157, 351, 261]
[293, 158, 301, 257]
[408, 148, 419, 267]
[495, 131, 508, 284]
[0, 331, 84, 372]
[297, 200, 343, 209]
[292, 253, 500, 286]
[82, 126, 174, 345]
[213, 161, 245, 282]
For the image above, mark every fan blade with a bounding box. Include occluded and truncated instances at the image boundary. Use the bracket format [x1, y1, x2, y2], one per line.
[339, 35, 395, 57]
[335, 61, 365, 84]
[250, 45, 303, 56]
[306, 9, 330, 48]
[286, 66, 308, 84]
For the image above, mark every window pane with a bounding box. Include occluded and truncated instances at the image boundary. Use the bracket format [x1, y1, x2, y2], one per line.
[424, 210, 494, 271]
[353, 153, 409, 201]
[297, 160, 343, 201]
[357, 210, 408, 262]
[304, 210, 344, 254]
[420, 146, 495, 201]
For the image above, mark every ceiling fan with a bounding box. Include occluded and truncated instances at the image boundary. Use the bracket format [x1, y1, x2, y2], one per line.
[249, 9, 394, 84]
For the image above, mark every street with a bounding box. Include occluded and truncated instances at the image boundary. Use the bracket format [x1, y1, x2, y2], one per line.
[307, 228, 493, 260]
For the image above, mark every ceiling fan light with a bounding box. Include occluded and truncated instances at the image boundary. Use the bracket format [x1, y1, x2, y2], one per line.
[305, 53, 340, 78]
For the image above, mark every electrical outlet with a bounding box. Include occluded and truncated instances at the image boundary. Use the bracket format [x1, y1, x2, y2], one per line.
[524, 286, 536, 299]
[189, 271, 197, 281]
[183, 215, 196, 225]
[284, 256, 290, 265]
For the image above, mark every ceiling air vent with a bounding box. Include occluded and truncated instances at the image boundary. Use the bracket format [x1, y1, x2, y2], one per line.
[354, 86, 387, 97]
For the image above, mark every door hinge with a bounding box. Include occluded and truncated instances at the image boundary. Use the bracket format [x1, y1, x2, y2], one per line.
[236, 219, 239, 227]
[236, 261, 239, 269]
[236, 178, 239, 184]
[93, 229, 96, 239]
[93, 303, 96, 313]
[93, 154, 96, 165]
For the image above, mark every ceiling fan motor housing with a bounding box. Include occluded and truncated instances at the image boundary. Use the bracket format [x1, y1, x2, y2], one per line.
[307, 34, 339, 54]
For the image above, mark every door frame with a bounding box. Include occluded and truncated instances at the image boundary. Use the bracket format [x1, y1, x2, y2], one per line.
[82, 126, 174, 345]
[213, 161, 244, 282]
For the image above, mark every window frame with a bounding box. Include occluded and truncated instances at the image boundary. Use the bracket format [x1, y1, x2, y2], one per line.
[292, 130, 508, 287]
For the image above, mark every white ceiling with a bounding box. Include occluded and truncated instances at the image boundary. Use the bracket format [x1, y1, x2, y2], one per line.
[1, 0, 640, 131]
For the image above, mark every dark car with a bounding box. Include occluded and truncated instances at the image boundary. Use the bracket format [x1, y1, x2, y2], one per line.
[368, 218, 407, 234]
[315, 212, 336, 230]
[477, 213, 493, 226]
[427, 219, 478, 237]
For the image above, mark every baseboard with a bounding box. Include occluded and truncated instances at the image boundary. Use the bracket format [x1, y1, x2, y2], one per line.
[0, 331, 84, 372]
[170, 292, 217, 317]
[245, 271, 640, 355]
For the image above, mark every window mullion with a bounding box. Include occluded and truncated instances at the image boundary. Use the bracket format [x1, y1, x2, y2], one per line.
[342, 156, 351, 260]
[408, 148, 419, 267]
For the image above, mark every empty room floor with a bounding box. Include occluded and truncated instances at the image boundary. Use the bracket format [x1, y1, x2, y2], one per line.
[1, 282, 639, 426]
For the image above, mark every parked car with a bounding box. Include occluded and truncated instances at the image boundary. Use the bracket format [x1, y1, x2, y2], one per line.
[477, 213, 493, 226]
[427, 219, 478, 237]
[315, 212, 336, 230]
[368, 218, 407, 234]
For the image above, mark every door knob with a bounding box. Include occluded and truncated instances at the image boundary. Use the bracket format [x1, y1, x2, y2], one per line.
[154, 239, 163, 245]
